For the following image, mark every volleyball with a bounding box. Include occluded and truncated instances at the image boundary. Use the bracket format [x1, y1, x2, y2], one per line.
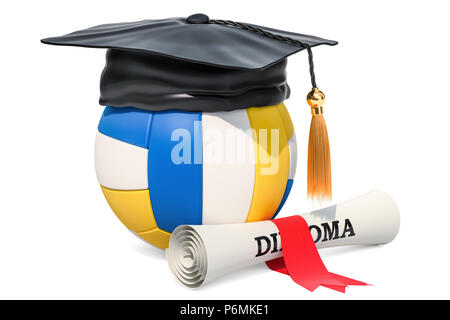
[95, 103, 297, 249]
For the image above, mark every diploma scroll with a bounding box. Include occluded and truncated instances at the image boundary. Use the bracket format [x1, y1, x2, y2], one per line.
[167, 190, 400, 288]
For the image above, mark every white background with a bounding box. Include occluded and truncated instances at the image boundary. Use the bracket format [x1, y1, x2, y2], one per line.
[0, 0, 449, 299]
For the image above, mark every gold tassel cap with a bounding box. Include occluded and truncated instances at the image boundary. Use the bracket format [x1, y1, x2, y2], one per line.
[307, 88, 332, 201]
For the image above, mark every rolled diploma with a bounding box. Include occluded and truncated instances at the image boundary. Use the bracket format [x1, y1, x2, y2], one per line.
[167, 190, 400, 288]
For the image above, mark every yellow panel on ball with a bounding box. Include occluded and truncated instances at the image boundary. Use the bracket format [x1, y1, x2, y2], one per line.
[137, 228, 171, 249]
[100, 186, 157, 233]
[278, 102, 295, 140]
[245, 103, 290, 222]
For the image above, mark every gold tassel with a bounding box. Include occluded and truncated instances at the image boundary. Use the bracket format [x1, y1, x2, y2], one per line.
[307, 88, 332, 201]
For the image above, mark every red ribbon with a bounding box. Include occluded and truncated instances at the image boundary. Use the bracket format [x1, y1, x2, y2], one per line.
[266, 216, 368, 293]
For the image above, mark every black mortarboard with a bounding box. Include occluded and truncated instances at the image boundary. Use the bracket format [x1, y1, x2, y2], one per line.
[41, 14, 337, 112]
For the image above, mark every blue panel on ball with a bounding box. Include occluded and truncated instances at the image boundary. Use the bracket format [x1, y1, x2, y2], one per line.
[148, 111, 203, 232]
[98, 106, 153, 149]
[272, 179, 294, 219]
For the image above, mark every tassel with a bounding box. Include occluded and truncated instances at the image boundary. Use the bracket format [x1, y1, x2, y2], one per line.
[307, 88, 332, 201]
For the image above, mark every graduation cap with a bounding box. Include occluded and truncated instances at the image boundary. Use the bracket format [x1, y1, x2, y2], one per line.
[42, 13, 337, 201]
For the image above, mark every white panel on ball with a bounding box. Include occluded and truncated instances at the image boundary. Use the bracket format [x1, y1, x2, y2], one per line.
[201, 110, 255, 224]
[94, 132, 148, 190]
[288, 133, 297, 179]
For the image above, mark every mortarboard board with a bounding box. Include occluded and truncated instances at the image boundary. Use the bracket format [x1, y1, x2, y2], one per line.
[41, 14, 337, 112]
